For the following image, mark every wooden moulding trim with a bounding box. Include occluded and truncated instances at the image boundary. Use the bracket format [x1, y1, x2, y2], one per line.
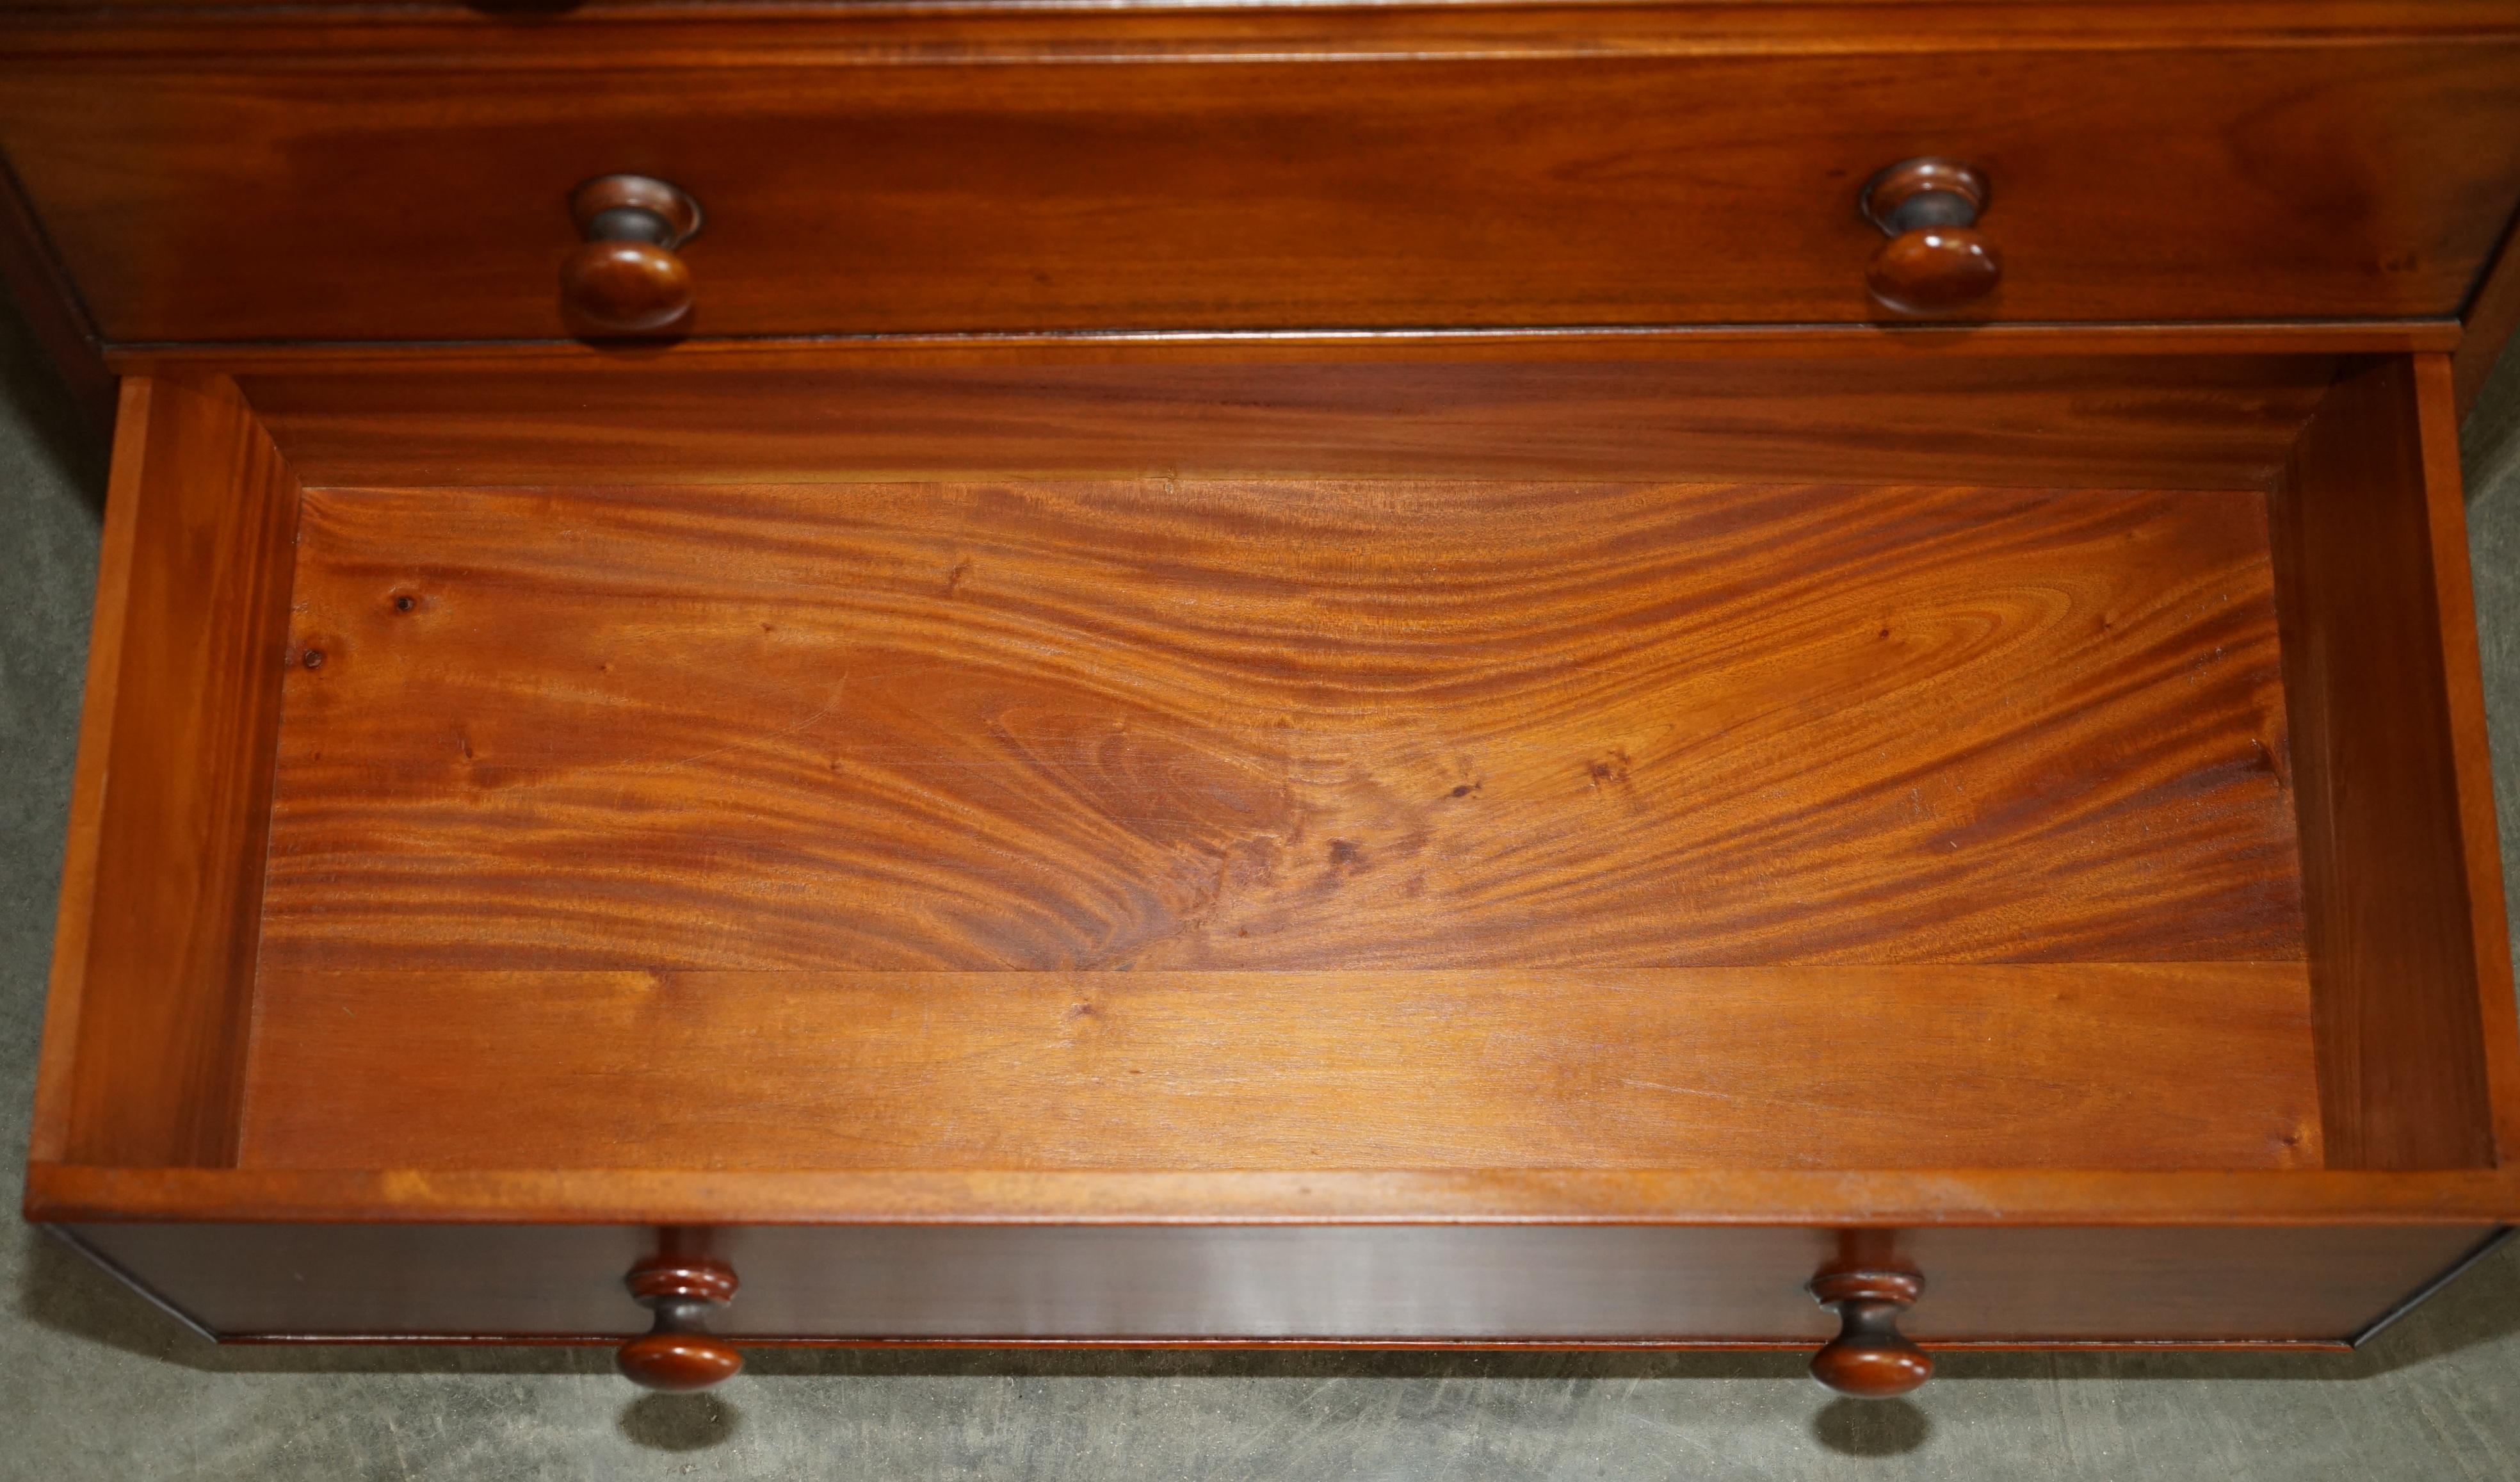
[27, 1166, 2520, 1228]
[7, 3, 2520, 67]
[24, 379, 155, 1165]
[103, 319, 2465, 376]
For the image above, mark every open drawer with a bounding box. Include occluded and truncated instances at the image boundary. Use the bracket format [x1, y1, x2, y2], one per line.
[25, 339, 2520, 1394]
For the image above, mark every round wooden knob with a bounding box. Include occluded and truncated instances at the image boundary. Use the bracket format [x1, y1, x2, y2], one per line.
[1859, 158, 2001, 317]
[563, 174, 703, 334]
[617, 1255, 742, 1390]
[617, 1328, 745, 1392]
[1807, 1269, 1932, 1398]
[561, 241, 691, 334]
[1866, 227, 2001, 316]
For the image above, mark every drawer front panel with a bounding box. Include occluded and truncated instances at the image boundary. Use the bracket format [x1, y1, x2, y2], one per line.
[5, 38, 2520, 343]
[66, 1221, 2490, 1344]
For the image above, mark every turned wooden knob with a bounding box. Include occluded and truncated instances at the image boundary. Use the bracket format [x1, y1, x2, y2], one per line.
[562, 174, 704, 334]
[617, 1255, 742, 1390]
[1807, 1269, 1932, 1397]
[1859, 158, 2000, 317]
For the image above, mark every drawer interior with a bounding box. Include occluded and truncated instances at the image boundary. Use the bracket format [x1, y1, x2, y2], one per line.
[34, 347, 2515, 1197]
[241, 474, 2314, 1172]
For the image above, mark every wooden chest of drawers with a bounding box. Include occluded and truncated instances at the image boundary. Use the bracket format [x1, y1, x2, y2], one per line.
[8, 0, 2520, 1399]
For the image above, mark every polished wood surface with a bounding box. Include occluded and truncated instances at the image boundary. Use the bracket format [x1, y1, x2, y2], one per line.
[60, 1220, 2495, 1345]
[1860, 158, 2001, 318]
[6, 1, 2518, 41]
[3, 36, 2517, 343]
[42, 377, 301, 1168]
[8, 0, 2520, 1382]
[235, 353, 2342, 493]
[236, 965, 2321, 1173]
[2270, 354, 2514, 1169]
[1866, 229, 2001, 319]
[255, 478, 2302, 972]
[617, 1255, 743, 1390]
[613, 1328, 744, 1389]
[1806, 1270, 1932, 1397]
[562, 174, 702, 334]
[615, 1327, 744, 1389]
[560, 245, 692, 338]
[20, 343, 2520, 1365]
[627, 1255, 736, 1305]
[20, 386, 150, 1166]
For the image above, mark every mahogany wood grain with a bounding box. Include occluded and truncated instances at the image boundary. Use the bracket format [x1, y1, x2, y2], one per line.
[234, 354, 2341, 493]
[47, 375, 303, 1167]
[1806, 1269, 1932, 1396]
[2408, 354, 2520, 1168]
[255, 478, 2303, 973]
[15, 332, 2500, 1351]
[1866, 228, 2001, 320]
[1859, 158, 2001, 320]
[3, 40, 2517, 343]
[24, 382, 154, 1164]
[6, 1, 2518, 42]
[235, 965, 2321, 1173]
[57, 1220, 2495, 1346]
[561, 174, 704, 335]
[10, 2, 2520, 44]
[3, 5, 2517, 85]
[614, 1328, 743, 1390]
[2270, 354, 2516, 1169]
[616, 1255, 743, 1390]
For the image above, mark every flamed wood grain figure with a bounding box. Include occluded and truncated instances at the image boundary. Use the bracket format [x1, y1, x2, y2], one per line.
[259, 478, 2303, 973]
[21, 341, 2519, 1397]
[8, 0, 2520, 1401]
